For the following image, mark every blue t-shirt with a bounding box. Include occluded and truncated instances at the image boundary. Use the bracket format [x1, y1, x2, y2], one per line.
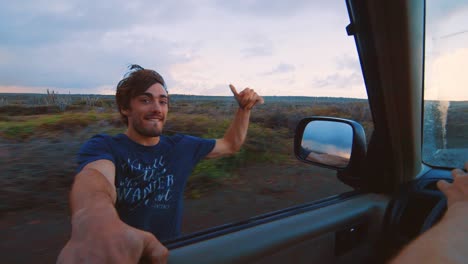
[76, 133, 216, 241]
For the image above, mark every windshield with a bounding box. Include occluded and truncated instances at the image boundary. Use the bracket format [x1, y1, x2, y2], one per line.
[423, 0, 468, 168]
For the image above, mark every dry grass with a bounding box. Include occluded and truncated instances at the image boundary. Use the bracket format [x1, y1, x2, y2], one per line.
[0, 112, 120, 140]
[0, 94, 376, 211]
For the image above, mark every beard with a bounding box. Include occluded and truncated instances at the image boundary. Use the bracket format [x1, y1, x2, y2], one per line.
[131, 117, 164, 137]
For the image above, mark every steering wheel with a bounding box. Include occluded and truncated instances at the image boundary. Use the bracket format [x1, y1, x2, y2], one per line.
[419, 196, 447, 234]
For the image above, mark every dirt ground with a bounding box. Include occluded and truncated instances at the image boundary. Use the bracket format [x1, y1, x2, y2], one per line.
[0, 140, 351, 263]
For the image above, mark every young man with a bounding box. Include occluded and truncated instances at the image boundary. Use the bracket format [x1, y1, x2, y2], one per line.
[58, 65, 264, 263]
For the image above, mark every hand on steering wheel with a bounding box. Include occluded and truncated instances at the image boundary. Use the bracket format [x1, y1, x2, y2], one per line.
[437, 161, 468, 208]
[422, 161, 468, 233]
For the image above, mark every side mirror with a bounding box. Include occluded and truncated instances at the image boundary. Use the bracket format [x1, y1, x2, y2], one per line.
[294, 117, 367, 187]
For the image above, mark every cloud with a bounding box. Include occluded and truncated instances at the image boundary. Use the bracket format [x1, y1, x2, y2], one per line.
[0, 23, 194, 91]
[199, 84, 234, 96]
[311, 72, 362, 89]
[427, 3, 468, 41]
[241, 44, 273, 58]
[302, 139, 352, 159]
[427, 1, 468, 26]
[425, 47, 468, 101]
[0, 0, 207, 52]
[215, 0, 341, 17]
[264, 63, 295, 75]
[335, 53, 361, 72]
[0, 84, 114, 94]
[6, 0, 455, 100]
[425, 3, 468, 101]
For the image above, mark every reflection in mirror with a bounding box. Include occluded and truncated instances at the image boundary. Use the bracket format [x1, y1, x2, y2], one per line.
[300, 121, 353, 168]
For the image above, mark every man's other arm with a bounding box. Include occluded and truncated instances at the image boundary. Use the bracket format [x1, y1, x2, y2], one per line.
[206, 84, 264, 159]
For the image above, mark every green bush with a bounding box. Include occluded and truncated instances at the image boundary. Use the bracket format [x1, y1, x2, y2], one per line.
[0, 112, 116, 140]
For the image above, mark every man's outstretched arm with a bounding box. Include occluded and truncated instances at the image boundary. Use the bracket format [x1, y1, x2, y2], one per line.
[58, 160, 168, 264]
[391, 161, 468, 263]
[206, 84, 264, 158]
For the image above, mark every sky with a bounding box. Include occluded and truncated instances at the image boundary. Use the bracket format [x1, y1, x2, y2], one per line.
[0, 0, 467, 100]
[425, 0, 468, 101]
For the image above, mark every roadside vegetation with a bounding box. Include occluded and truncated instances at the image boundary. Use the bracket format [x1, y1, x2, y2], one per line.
[1, 92, 376, 212]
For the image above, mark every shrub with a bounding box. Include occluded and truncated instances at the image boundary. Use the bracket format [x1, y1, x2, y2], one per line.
[44, 89, 71, 111]
[0, 105, 61, 116]
[0, 97, 7, 106]
[0, 112, 116, 140]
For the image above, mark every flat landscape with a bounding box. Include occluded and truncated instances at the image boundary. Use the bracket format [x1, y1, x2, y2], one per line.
[0, 92, 465, 263]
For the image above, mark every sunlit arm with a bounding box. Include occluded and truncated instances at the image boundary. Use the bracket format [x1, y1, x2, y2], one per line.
[207, 107, 251, 158]
[390, 203, 468, 264]
[392, 164, 468, 264]
[58, 160, 169, 263]
[206, 85, 264, 159]
[69, 160, 117, 223]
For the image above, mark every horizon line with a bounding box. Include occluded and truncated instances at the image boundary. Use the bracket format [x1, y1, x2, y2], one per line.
[1, 92, 467, 102]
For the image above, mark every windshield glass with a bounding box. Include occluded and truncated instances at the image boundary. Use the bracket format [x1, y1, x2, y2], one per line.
[423, 0, 468, 168]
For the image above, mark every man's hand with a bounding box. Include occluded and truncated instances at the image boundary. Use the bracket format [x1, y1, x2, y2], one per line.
[57, 206, 168, 264]
[230, 84, 264, 110]
[437, 161, 468, 208]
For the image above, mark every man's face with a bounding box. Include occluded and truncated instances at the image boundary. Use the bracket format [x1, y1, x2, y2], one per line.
[123, 83, 168, 138]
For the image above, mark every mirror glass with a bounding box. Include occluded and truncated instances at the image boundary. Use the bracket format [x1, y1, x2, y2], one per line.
[300, 120, 353, 168]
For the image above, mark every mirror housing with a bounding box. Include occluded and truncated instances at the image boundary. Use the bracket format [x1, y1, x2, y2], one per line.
[294, 117, 367, 188]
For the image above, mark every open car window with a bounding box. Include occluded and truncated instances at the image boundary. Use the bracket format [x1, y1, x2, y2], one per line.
[1, 0, 374, 261]
[168, 1, 373, 237]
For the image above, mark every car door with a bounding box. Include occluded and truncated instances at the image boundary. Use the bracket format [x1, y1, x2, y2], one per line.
[164, 0, 426, 263]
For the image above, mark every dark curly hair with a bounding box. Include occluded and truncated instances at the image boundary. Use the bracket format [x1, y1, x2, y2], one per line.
[115, 64, 168, 126]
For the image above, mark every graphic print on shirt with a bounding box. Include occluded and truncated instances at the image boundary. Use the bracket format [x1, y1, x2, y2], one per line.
[116, 155, 175, 211]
